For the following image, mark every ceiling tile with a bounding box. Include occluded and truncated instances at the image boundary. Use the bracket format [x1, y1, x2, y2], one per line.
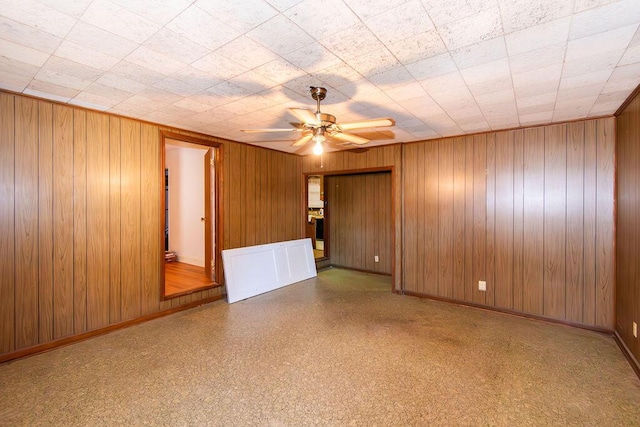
[499, 0, 573, 33]
[367, 66, 414, 89]
[0, 71, 32, 92]
[284, 0, 360, 39]
[387, 29, 448, 65]
[562, 49, 623, 78]
[153, 77, 203, 97]
[24, 78, 79, 101]
[170, 66, 223, 91]
[55, 40, 121, 70]
[166, 5, 240, 50]
[418, 70, 466, 93]
[247, 14, 315, 56]
[96, 73, 147, 93]
[345, 0, 408, 20]
[436, 7, 502, 50]
[283, 42, 347, 74]
[570, 0, 640, 40]
[349, 48, 401, 77]
[144, 28, 210, 64]
[620, 42, 640, 66]
[263, 0, 303, 12]
[406, 52, 458, 80]
[505, 16, 571, 56]
[1, 0, 77, 38]
[109, 60, 166, 86]
[216, 36, 279, 70]
[559, 70, 613, 89]
[84, 81, 132, 102]
[320, 23, 384, 61]
[566, 24, 637, 62]
[0, 16, 62, 54]
[460, 58, 511, 85]
[508, 43, 565, 74]
[34, 0, 93, 18]
[173, 98, 215, 114]
[196, 0, 278, 32]
[512, 63, 563, 89]
[80, 0, 159, 44]
[0, 39, 49, 67]
[69, 91, 119, 110]
[126, 46, 188, 76]
[520, 110, 553, 125]
[192, 52, 248, 81]
[557, 82, 605, 102]
[231, 70, 279, 93]
[363, 0, 435, 45]
[467, 75, 513, 96]
[423, 0, 498, 27]
[573, 0, 618, 13]
[451, 36, 507, 69]
[109, 0, 192, 26]
[35, 56, 102, 91]
[253, 58, 307, 85]
[386, 82, 429, 102]
[65, 21, 137, 59]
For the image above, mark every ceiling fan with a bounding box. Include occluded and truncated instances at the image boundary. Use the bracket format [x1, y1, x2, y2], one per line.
[242, 87, 395, 155]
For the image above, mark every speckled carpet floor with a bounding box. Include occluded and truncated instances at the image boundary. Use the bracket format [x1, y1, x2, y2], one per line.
[1, 268, 640, 426]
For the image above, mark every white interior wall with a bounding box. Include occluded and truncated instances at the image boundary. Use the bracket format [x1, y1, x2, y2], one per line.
[165, 143, 208, 267]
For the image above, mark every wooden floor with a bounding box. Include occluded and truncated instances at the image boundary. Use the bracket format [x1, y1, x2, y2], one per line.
[165, 261, 213, 296]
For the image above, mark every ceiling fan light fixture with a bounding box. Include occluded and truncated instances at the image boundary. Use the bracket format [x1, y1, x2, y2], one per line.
[312, 139, 323, 155]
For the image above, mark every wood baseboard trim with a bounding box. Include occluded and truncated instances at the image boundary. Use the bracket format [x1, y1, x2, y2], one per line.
[329, 264, 392, 277]
[0, 295, 225, 365]
[403, 290, 614, 335]
[614, 331, 640, 379]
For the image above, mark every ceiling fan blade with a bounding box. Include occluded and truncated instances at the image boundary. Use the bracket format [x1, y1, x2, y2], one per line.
[338, 118, 395, 131]
[331, 132, 369, 145]
[292, 133, 313, 147]
[241, 128, 303, 133]
[289, 108, 319, 125]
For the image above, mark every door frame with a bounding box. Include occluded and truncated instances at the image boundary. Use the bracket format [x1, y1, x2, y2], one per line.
[302, 166, 396, 292]
[160, 131, 224, 299]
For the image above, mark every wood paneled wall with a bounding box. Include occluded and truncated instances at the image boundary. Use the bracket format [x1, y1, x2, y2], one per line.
[616, 89, 640, 361]
[302, 145, 402, 291]
[326, 173, 392, 274]
[403, 118, 615, 328]
[0, 92, 302, 357]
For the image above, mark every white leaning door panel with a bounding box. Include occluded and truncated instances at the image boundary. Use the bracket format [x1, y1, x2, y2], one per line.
[222, 238, 317, 303]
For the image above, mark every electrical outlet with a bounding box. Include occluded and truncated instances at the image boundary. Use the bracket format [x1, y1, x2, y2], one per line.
[478, 280, 486, 291]
[634, 322, 637, 338]
[374, 255, 379, 263]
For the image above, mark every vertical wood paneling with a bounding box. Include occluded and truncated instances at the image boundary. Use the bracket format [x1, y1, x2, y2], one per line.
[86, 112, 110, 330]
[583, 120, 598, 325]
[53, 105, 74, 339]
[452, 138, 466, 301]
[38, 101, 54, 342]
[416, 143, 426, 293]
[464, 137, 474, 302]
[512, 130, 525, 312]
[523, 127, 544, 315]
[120, 119, 141, 321]
[485, 134, 496, 306]
[424, 142, 438, 295]
[403, 144, 418, 291]
[438, 138, 454, 298]
[326, 173, 391, 274]
[141, 124, 160, 316]
[1, 93, 309, 359]
[595, 118, 615, 328]
[15, 96, 39, 348]
[494, 131, 514, 309]
[566, 122, 585, 323]
[73, 109, 87, 334]
[0, 93, 15, 352]
[543, 124, 567, 320]
[616, 90, 640, 360]
[472, 135, 486, 305]
[109, 117, 121, 323]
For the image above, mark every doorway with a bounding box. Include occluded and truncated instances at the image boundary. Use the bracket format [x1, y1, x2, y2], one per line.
[161, 132, 222, 298]
[307, 175, 326, 260]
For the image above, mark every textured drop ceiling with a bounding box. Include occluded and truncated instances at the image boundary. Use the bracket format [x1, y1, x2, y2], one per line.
[1, 0, 639, 154]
